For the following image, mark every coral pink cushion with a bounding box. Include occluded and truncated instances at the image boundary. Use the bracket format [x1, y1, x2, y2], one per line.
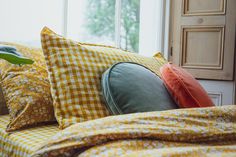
[160, 63, 214, 108]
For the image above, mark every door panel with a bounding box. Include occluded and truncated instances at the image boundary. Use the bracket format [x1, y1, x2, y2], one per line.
[208, 92, 222, 106]
[183, 0, 226, 16]
[181, 26, 224, 69]
[199, 80, 234, 105]
[171, 0, 236, 80]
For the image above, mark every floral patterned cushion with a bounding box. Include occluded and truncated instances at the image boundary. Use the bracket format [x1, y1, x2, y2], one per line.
[0, 42, 55, 132]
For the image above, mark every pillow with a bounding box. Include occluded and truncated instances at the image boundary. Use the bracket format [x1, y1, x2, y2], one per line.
[0, 42, 55, 132]
[41, 27, 167, 129]
[160, 63, 214, 108]
[0, 45, 16, 115]
[0, 85, 8, 115]
[101, 62, 178, 114]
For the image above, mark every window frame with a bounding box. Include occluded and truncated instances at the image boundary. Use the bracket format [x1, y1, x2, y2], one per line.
[62, 0, 170, 58]
[62, 0, 69, 37]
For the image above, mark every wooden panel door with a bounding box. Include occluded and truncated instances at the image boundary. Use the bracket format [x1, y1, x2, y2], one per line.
[171, 0, 236, 80]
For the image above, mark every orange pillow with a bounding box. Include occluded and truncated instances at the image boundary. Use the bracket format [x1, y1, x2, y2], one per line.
[160, 63, 214, 108]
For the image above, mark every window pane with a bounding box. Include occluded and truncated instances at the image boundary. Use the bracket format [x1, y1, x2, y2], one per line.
[0, 0, 63, 47]
[120, 0, 140, 53]
[67, 0, 115, 46]
[139, 0, 163, 57]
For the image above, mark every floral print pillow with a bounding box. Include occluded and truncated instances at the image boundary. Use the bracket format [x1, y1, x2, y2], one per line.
[0, 42, 55, 132]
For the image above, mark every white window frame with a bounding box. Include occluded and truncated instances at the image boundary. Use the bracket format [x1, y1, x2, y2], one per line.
[62, 0, 68, 37]
[163, 0, 171, 59]
[139, 0, 170, 58]
[62, 0, 170, 58]
[115, 0, 122, 48]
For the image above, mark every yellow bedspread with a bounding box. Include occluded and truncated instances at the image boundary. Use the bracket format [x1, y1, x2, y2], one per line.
[0, 115, 59, 157]
[32, 105, 236, 157]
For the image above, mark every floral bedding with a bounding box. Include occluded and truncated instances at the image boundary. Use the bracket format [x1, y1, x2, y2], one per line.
[32, 105, 236, 157]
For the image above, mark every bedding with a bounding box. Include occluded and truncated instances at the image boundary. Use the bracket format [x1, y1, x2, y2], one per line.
[32, 105, 236, 157]
[0, 42, 55, 132]
[0, 115, 59, 157]
[0, 85, 7, 115]
[40, 27, 167, 129]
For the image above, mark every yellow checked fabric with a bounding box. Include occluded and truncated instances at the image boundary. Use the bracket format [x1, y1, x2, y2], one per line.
[41, 27, 167, 129]
[32, 105, 236, 157]
[0, 42, 55, 132]
[0, 115, 59, 157]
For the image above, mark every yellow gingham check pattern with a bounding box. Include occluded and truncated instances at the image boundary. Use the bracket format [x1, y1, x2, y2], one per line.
[41, 27, 167, 129]
[0, 115, 59, 157]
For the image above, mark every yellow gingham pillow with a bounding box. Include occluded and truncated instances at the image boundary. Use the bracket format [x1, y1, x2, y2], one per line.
[41, 27, 167, 129]
[0, 42, 55, 132]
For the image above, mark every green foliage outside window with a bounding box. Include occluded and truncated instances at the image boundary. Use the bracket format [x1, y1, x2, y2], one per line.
[86, 0, 140, 52]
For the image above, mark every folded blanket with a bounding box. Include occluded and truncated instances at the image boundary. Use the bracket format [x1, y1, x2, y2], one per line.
[32, 105, 236, 157]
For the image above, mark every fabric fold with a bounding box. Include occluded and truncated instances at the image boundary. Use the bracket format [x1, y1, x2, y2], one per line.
[32, 105, 236, 157]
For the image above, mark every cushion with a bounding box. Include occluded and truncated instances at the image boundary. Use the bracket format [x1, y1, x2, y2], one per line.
[41, 27, 167, 129]
[0, 85, 8, 115]
[101, 62, 178, 114]
[0, 42, 55, 132]
[160, 63, 214, 108]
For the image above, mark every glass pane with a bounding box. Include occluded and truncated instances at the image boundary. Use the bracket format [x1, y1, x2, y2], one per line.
[120, 0, 140, 53]
[67, 0, 115, 46]
[0, 0, 64, 47]
[139, 0, 163, 57]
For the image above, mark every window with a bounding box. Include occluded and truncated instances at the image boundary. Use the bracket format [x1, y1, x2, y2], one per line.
[67, 0, 141, 53]
[67, 0, 116, 46]
[0, 0, 166, 56]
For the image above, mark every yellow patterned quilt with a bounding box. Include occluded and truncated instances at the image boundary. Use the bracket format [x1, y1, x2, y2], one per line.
[32, 105, 236, 157]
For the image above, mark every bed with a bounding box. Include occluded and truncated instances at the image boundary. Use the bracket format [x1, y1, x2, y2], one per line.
[0, 105, 236, 157]
[0, 37, 236, 157]
[0, 115, 59, 157]
[28, 105, 236, 157]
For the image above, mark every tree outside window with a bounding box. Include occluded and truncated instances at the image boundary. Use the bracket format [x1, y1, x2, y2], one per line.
[85, 0, 140, 53]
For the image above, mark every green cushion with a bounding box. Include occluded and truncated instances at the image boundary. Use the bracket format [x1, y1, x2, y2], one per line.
[101, 62, 178, 115]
